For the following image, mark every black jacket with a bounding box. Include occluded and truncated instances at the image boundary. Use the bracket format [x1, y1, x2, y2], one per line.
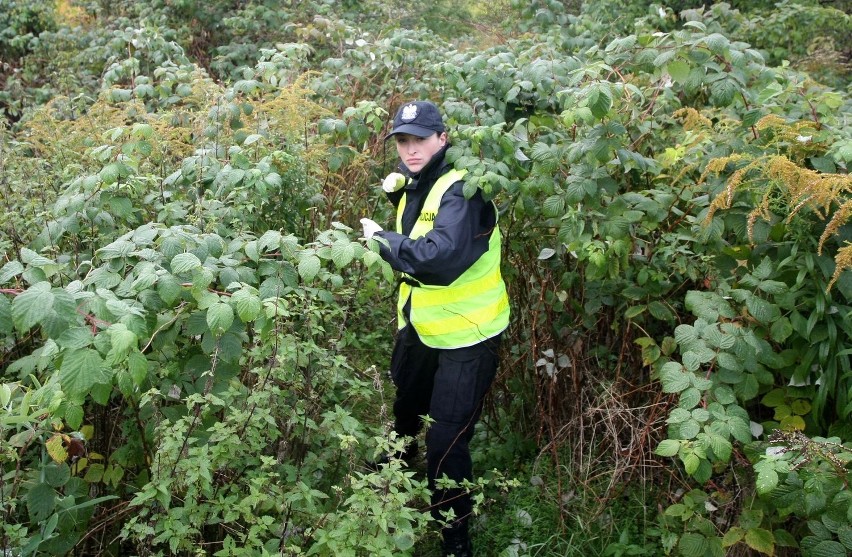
[375, 145, 496, 286]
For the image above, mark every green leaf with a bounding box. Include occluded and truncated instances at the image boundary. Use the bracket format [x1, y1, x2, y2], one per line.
[587, 86, 612, 120]
[661, 362, 690, 393]
[709, 434, 732, 462]
[756, 465, 779, 494]
[780, 415, 805, 430]
[543, 194, 566, 218]
[131, 122, 153, 139]
[109, 323, 137, 355]
[0, 260, 24, 284]
[84, 463, 105, 483]
[265, 172, 282, 187]
[44, 463, 70, 488]
[231, 288, 261, 322]
[790, 399, 810, 415]
[157, 273, 183, 305]
[689, 375, 709, 393]
[605, 35, 636, 52]
[730, 417, 754, 443]
[704, 33, 730, 54]
[723, 527, 745, 547]
[713, 385, 737, 405]
[664, 503, 687, 517]
[744, 528, 774, 554]
[682, 351, 701, 372]
[625, 305, 646, 319]
[667, 60, 690, 83]
[761, 388, 786, 408]
[656, 439, 681, 457]
[675, 324, 698, 345]
[298, 255, 321, 282]
[117, 368, 134, 396]
[757, 280, 786, 295]
[216, 332, 242, 364]
[394, 533, 415, 551]
[60, 348, 108, 398]
[809, 540, 847, 557]
[128, 351, 149, 386]
[12, 282, 53, 332]
[362, 249, 382, 270]
[27, 483, 56, 522]
[661, 336, 677, 356]
[0, 295, 11, 335]
[653, 50, 676, 67]
[330, 241, 355, 268]
[678, 532, 708, 557]
[756, 82, 783, 104]
[837, 526, 852, 550]
[746, 295, 780, 325]
[131, 265, 158, 292]
[680, 419, 701, 440]
[56, 327, 95, 348]
[667, 408, 692, 424]
[753, 257, 773, 280]
[99, 162, 121, 184]
[809, 519, 832, 540]
[206, 302, 234, 336]
[244, 241, 260, 262]
[734, 373, 760, 400]
[702, 325, 730, 349]
[529, 142, 554, 162]
[679, 387, 702, 410]
[716, 352, 743, 372]
[23, 253, 63, 278]
[171, 253, 202, 274]
[648, 301, 674, 321]
[65, 403, 85, 428]
[19, 247, 41, 265]
[97, 239, 135, 260]
[85, 267, 121, 289]
[770, 317, 793, 343]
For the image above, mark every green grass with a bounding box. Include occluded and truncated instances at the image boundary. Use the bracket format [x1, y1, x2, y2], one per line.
[464, 443, 666, 557]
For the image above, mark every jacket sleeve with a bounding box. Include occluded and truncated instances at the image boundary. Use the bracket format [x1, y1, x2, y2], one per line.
[384, 188, 404, 208]
[374, 182, 494, 286]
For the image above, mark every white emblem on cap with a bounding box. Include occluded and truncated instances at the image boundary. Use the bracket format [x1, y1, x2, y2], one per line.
[401, 104, 418, 122]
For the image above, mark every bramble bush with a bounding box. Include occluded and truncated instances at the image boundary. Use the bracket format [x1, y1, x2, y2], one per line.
[2, 1, 852, 556]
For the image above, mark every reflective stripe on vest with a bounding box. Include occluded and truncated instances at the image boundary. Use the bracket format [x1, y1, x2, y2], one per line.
[396, 169, 510, 349]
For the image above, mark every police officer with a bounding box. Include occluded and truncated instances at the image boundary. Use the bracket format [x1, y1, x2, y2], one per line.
[360, 100, 510, 557]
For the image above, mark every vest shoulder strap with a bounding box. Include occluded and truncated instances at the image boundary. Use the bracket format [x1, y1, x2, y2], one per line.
[425, 168, 467, 205]
[397, 168, 468, 234]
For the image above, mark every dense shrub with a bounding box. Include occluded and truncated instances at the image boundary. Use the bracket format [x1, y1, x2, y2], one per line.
[2, 1, 851, 556]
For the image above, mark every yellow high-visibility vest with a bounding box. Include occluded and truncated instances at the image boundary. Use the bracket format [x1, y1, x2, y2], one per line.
[396, 169, 510, 348]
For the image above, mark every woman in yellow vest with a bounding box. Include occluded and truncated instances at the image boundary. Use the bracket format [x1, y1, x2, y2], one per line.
[360, 100, 510, 557]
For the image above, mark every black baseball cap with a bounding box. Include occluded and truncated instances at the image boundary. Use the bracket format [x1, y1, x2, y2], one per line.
[385, 101, 445, 140]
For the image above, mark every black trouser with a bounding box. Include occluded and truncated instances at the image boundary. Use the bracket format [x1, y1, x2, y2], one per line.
[390, 325, 501, 534]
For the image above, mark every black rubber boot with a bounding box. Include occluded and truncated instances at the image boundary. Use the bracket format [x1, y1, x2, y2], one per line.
[442, 527, 472, 557]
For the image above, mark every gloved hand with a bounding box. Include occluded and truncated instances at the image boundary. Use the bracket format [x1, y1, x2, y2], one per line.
[360, 218, 383, 239]
[382, 172, 406, 193]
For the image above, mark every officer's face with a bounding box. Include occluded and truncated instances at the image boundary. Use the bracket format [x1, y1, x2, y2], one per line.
[395, 132, 447, 173]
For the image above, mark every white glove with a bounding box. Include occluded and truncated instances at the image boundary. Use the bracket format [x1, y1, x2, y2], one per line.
[360, 218, 383, 239]
[382, 172, 406, 193]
